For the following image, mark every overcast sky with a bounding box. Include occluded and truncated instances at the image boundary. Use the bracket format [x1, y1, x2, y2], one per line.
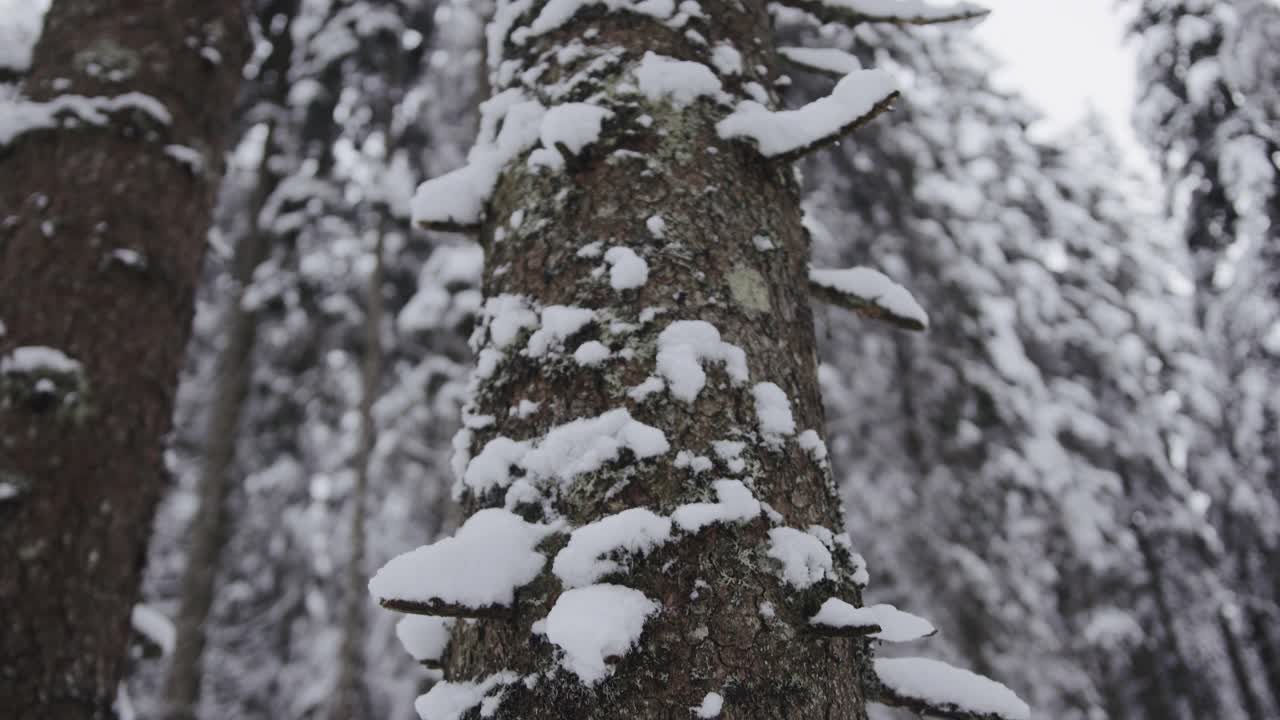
[973, 0, 1145, 161]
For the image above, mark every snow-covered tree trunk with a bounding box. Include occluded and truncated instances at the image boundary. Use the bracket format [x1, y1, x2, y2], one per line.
[0, 0, 248, 716]
[371, 2, 1027, 719]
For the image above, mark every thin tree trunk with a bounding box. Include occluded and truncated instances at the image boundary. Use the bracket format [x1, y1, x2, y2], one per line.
[0, 0, 248, 717]
[332, 231, 385, 720]
[158, 124, 276, 720]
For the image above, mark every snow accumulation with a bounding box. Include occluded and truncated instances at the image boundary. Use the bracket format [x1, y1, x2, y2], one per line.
[710, 44, 743, 76]
[717, 69, 896, 158]
[796, 429, 829, 461]
[0, 0, 47, 73]
[527, 0, 675, 37]
[526, 305, 595, 357]
[368, 508, 559, 609]
[540, 102, 613, 155]
[545, 584, 659, 684]
[130, 605, 175, 657]
[635, 52, 724, 108]
[412, 91, 544, 229]
[573, 340, 612, 366]
[396, 615, 455, 663]
[712, 440, 747, 473]
[604, 246, 649, 290]
[0, 91, 173, 146]
[809, 266, 929, 328]
[0, 346, 82, 375]
[874, 657, 1031, 720]
[693, 691, 725, 718]
[482, 294, 540, 350]
[809, 598, 936, 642]
[415, 671, 518, 720]
[656, 321, 749, 402]
[646, 214, 667, 238]
[766, 527, 833, 588]
[627, 375, 666, 401]
[752, 382, 796, 445]
[463, 409, 669, 495]
[777, 46, 862, 75]
[672, 479, 762, 532]
[553, 508, 673, 588]
[821, 0, 988, 22]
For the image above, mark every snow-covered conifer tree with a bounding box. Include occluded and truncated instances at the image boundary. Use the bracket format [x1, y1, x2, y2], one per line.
[792, 17, 1250, 719]
[1131, 1, 1280, 715]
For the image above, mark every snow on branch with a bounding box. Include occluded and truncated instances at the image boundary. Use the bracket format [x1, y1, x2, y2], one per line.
[412, 92, 545, 233]
[808, 598, 936, 641]
[808, 266, 929, 331]
[780, 0, 989, 29]
[395, 616, 455, 668]
[716, 69, 898, 163]
[368, 509, 562, 618]
[777, 46, 862, 79]
[873, 657, 1031, 720]
[130, 604, 175, 658]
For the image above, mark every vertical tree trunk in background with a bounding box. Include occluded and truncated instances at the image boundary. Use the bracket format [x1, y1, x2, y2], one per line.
[159, 2, 299, 714]
[332, 233, 385, 720]
[158, 125, 275, 720]
[0, 1, 248, 717]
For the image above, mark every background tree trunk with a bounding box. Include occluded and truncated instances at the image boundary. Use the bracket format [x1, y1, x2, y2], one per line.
[0, 1, 248, 717]
[331, 231, 385, 720]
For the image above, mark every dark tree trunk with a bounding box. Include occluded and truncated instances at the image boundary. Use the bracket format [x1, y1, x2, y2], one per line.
[0, 1, 248, 717]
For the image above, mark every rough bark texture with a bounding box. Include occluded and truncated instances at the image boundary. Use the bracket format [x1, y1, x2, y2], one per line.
[433, 2, 872, 717]
[0, 1, 248, 717]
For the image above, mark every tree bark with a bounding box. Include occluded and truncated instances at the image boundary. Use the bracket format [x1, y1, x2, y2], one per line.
[0, 1, 248, 717]
[419, 2, 873, 717]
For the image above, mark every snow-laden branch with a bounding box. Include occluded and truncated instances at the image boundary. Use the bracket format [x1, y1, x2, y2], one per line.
[808, 598, 936, 641]
[808, 266, 929, 331]
[368, 508, 562, 618]
[779, 0, 989, 29]
[716, 69, 898, 163]
[872, 657, 1031, 720]
[777, 46, 862, 79]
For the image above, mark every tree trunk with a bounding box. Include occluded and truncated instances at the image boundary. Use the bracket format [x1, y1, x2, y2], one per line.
[158, 1, 299, 713]
[158, 124, 275, 720]
[393, 2, 880, 717]
[332, 232, 386, 720]
[0, 1, 248, 717]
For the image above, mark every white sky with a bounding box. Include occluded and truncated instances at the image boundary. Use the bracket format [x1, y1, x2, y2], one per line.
[973, 0, 1147, 165]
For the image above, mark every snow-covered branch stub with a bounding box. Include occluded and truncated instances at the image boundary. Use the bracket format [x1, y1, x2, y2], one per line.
[871, 657, 1031, 720]
[807, 266, 929, 331]
[717, 69, 899, 163]
[778, 0, 989, 30]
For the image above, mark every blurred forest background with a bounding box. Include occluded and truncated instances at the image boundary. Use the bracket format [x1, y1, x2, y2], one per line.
[4, 0, 1278, 718]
